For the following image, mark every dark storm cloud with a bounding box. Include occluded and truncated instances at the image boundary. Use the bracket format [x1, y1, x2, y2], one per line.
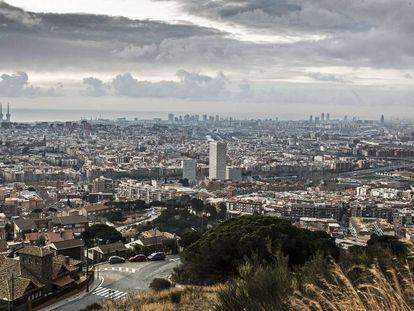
[0, 1, 220, 70]
[1, 1, 414, 72]
[174, 0, 414, 33]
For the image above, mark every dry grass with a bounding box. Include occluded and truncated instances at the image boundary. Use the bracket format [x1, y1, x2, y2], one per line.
[98, 247, 414, 311]
[292, 261, 414, 311]
[101, 286, 219, 311]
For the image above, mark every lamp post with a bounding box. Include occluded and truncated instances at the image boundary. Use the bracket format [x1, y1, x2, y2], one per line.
[96, 238, 103, 280]
[85, 244, 89, 293]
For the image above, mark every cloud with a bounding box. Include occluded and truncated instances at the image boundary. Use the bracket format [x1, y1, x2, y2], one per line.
[0, 1, 41, 27]
[404, 73, 413, 79]
[307, 72, 350, 83]
[0, 2, 220, 71]
[175, 0, 414, 34]
[0, 71, 57, 97]
[82, 77, 108, 96]
[109, 71, 230, 100]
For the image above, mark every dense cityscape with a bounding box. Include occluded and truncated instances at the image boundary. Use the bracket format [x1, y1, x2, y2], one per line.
[2, 0, 414, 310]
[1, 102, 414, 309]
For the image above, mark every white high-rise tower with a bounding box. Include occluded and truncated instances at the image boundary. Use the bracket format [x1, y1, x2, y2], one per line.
[209, 141, 227, 180]
[6, 103, 11, 123]
[0, 103, 3, 122]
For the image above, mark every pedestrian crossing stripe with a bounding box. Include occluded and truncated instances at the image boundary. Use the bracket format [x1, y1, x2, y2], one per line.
[102, 267, 137, 273]
[92, 287, 128, 299]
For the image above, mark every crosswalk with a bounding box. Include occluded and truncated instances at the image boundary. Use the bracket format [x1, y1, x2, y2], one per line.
[102, 267, 137, 273]
[92, 287, 128, 300]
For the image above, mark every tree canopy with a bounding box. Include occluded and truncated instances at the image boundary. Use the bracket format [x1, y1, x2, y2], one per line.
[178, 215, 339, 284]
[82, 224, 122, 247]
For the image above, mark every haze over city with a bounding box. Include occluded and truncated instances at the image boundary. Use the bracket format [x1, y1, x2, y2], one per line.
[1, 0, 414, 120]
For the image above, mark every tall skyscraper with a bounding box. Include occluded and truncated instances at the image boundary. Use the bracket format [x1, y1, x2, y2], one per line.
[182, 159, 196, 184]
[380, 114, 385, 124]
[321, 113, 325, 122]
[326, 113, 330, 121]
[168, 113, 174, 122]
[309, 115, 313, 123]
[5, 103, 10, 123]
[209, 141, 227, 180]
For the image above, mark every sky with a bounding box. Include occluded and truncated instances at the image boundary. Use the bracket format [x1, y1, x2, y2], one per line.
[1, 0, 414, 120]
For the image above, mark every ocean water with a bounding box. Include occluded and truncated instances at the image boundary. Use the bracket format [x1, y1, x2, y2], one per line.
[10, 108, 169, 123]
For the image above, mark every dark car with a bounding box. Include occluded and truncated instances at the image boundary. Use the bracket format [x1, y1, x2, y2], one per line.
[109, 256, 126, 264]
[147, 252, 166, 261]
[129, 254, 147, 262]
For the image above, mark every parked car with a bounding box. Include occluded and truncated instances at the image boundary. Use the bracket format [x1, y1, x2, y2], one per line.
[129, 254, 147, 262]
[109, 256, 126, 264]
[147, 252, 166, 261]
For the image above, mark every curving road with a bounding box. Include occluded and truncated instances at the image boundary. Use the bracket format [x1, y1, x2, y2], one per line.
[45, 255, 181, 311]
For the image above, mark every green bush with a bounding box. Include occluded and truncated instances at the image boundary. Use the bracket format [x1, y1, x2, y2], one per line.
[149, 278, 171, 292]
[216, 254, 292, 311]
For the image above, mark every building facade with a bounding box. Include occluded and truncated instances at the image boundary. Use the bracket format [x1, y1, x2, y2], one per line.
[209, 141, 227, 180]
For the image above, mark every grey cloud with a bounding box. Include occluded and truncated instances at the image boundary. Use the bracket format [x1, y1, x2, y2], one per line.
[80, 71, 234, 100]
[0, 2, 220, 71]
[113, 35, 242, 64]
[307, 72, 350, 83]
[82, 77, 108, 96]
[0, 1, 41, 27]
[175, 0, 414, 34]
[0, 71, 57, 97]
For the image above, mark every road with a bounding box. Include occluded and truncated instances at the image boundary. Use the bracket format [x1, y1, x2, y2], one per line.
[116, 209, 160, 232]
[46, 255, 181, 311]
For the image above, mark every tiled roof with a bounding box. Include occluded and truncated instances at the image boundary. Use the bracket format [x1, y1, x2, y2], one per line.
[52, 255, 81, 279]
[49, 239, 84, 250]
[94, 241, 127, 254]
[0, 255, 43, 300]
[52, 215, 88, 226]
[13, 218, 37, 231]
[83, 204, 109, 212]
[18, 246, 54, 257]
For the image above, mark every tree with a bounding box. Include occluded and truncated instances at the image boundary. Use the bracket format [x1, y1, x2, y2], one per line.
[218, 202, 227, 220]
[179, 230, 201, 248]
[205, 204, 217, 220]
[179, 215, 339, 284]
[104, 211, 126, 223]
[82, 224, 122, 247]
[149, 278, 171, 291]
[4, 223, 13, 241]
[35, 236, 46, 247]
[191, 198, 204, 213]
[163, 238, 179, 254]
